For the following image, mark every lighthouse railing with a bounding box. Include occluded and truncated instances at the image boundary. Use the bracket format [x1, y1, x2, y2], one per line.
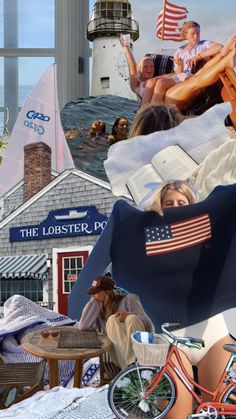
[86, 17, 139, 41]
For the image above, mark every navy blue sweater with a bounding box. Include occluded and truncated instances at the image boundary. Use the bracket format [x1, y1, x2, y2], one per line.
[69, 184, 236, 331]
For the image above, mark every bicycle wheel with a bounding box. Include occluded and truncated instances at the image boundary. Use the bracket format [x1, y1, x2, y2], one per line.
[108, 364, 176, 419]
[221, 384, 236, 418]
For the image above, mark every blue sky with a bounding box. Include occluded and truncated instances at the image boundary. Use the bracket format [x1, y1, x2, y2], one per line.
[0, 0, 235, 85]
[90, 0, 235, 61]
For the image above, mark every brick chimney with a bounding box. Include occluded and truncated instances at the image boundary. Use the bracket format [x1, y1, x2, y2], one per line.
[24, 142, 52, 202]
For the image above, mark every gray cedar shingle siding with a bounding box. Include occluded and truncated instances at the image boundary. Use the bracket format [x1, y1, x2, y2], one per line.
[0, 171, 125, 307]
[0, 173, 118, 256]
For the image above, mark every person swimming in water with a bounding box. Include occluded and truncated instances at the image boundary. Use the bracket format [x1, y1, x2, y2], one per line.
[108, 117, 129, 145]
[88, 120, 107, 139]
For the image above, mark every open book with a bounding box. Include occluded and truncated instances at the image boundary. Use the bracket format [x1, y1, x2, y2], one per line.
[126, 145, 198, 206]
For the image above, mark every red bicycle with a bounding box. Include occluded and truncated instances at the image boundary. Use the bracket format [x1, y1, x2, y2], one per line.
[108, 323, 236, 418]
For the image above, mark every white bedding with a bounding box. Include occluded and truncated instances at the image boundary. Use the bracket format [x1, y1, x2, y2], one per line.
[190, 128, 236, 199]
[0, 386, 114, 419]
[104, 102, 232, 197]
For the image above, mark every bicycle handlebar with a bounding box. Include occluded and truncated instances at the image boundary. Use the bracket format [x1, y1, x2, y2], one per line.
[161, 322, 205, 349]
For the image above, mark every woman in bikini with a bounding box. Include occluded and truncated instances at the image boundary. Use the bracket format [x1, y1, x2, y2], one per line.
[121, 30, 236, 111]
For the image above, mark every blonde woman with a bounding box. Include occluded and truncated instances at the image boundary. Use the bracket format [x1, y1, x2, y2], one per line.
[148, 21, 222, 105]
[120, 34, 178, 104]
[120, 35, 155, 102]
[78, 275, 154, 369]
[144, 180, 197, 215]
[121, 23, 221, 105]
[144, 181, 234, 419]
[70, 180, 236, 418]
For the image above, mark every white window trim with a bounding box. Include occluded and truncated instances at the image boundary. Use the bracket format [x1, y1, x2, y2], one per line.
[52, 245, 93, 313]
[0, 0, 89, 129]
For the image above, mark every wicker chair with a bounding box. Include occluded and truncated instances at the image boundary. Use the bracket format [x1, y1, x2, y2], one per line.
[100, 351, 121, 384]
[0, 356, 46, 409]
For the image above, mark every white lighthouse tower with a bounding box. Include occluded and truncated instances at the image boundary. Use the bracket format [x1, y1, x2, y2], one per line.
[87, 0, 139, 99]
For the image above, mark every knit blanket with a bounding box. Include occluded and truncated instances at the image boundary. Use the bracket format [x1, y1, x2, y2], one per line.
[190, 133, 236, 200]
[104, 102, 232, 197]
[0, 295, 76, 337]
[0, 295, 99, 387]
[0, 386, 114, 419]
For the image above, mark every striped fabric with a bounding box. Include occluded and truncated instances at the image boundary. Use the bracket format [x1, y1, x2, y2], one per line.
[41, 388, 114, 419]
[156, 0, 188, 41]
[0, 254, 48, 279]
[0, 296, 99, 388]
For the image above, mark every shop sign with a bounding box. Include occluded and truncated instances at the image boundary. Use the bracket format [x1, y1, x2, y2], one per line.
[10, 206, 108, 242]
[67, 274, 77, 281]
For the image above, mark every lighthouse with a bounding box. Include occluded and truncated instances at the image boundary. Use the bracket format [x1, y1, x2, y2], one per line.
[87, 0, 139, 99]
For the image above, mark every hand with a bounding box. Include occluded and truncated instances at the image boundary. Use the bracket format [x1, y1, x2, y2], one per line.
[115, 311, 131, 322]
[172, 54, 183, 73]
[187, 54, 202, 69]
[120, 34, 130, 48]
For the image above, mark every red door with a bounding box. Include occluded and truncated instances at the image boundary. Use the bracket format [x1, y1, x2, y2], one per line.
[57, 250, 89, 315]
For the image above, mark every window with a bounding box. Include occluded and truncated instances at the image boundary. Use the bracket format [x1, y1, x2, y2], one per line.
[114, 3, 122, 18]
[0, 1, 89, 132]
[18, 57, 54, 105]
[101, 77, 110, 88]
[0, 0, 55, 132]
[0, 277, 43, 304]
[18, 0, 54, 48]
[62, 256, 83, 294]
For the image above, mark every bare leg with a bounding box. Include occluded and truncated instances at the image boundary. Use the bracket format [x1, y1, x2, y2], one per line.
[221, 34, 236, 56]
[165, 350, 193, 419]
[141, 78, 157, 105]
[198, 335, 233, 401]
[165, 48, 236, 110]
[196, 52, 224, 75]
[142, 74, 178, 105]
[150, 77, 177, 105]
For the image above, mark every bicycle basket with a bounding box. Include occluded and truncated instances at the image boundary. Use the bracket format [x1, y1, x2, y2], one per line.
[131, 333, 170, 366]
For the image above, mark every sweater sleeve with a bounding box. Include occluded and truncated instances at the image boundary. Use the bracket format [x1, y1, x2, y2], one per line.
[121, 294, 155, 332]
[78, 298, 100, 330]
[68, 202, 116, 320]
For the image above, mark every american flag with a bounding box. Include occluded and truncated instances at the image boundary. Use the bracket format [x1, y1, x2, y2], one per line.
[145, 213, 211, 255]
[156, 0, 189, 42]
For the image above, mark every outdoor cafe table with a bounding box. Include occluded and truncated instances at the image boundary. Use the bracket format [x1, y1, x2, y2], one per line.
[22, 326, 112, 388]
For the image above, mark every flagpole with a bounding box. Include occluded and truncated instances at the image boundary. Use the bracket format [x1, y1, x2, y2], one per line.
[161, 0, 166, 41]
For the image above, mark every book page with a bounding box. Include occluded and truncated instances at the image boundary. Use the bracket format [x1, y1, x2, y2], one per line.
[152, 145, 198, 181]
[127, 164, 162, 205]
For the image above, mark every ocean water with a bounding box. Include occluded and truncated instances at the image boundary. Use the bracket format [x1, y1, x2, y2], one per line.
[1, 88, 139, 182]
[61, 95, 139, 181]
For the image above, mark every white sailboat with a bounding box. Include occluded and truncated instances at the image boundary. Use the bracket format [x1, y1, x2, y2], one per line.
[0, 63, 74, 198]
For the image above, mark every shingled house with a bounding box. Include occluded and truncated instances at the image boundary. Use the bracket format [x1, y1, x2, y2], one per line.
[0, 142, 121, 315]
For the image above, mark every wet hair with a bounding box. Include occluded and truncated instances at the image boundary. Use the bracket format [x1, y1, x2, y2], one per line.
[90, 120, 106, 134]
[129, 104, 184, 137]
[181, 21, 200, 40]
[111, 117, 129, 136]
[144, 180, 198, 216]
[137, 56, 154, 81]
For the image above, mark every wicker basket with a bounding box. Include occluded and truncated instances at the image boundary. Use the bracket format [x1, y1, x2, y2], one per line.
[131, 333, 170, 367]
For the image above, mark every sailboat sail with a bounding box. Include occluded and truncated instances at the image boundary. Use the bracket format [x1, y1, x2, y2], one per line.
[0, 63, 74, 197]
